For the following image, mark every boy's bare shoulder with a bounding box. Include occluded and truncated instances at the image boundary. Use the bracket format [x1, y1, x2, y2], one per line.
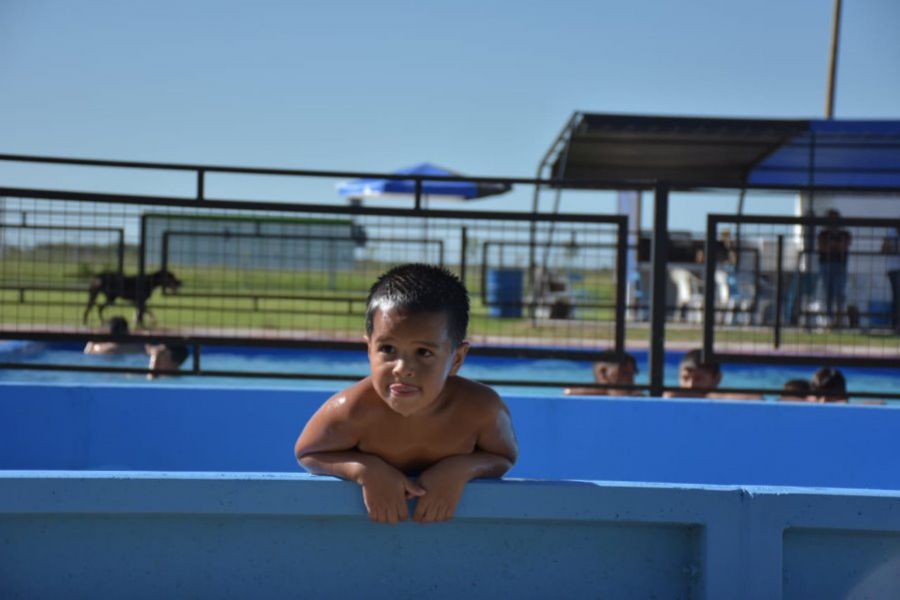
[447, 376, 508, 418]
[322, 377, 389, 421]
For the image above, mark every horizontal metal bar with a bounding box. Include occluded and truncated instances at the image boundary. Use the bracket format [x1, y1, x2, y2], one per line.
[0, 152, 653, 188]
[710, 352, 900, 370]
[0, 186, 628, 223]
[2, 360, 897, 399]
[709, 213, 900, 228]
[0, 332, 613, 361]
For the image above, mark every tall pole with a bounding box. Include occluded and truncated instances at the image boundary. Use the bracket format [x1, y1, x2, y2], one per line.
[825, 0, 843, 119]
[648, 184, 669, 397]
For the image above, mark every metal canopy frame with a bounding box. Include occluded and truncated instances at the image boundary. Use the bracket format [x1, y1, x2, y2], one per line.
[534, 112, 900, 395]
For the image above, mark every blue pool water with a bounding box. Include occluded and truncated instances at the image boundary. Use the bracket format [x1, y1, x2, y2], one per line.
[1, 341, 897, 398]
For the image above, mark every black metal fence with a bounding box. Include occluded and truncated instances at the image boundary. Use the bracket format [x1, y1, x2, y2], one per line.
[2, 154, 899, 400]
[0, 182, 628, 379]
[703, 214, 900, 369]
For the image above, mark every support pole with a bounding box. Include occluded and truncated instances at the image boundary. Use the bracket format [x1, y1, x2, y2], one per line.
[825, 0, 843, 119]
[649, 184, 669, 396]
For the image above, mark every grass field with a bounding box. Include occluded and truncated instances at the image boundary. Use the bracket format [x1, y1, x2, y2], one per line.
[2, 256, 897, 355]
[0, 257, 618, 345]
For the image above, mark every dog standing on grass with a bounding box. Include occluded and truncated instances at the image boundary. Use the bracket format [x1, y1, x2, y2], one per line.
[83, 269, 182, 327]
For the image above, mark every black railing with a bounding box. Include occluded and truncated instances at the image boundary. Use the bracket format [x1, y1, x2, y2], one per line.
[2, 153, 899, 400]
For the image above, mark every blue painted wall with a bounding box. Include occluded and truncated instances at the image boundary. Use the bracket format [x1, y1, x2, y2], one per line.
[3, 383, 900, 599]
[2, 382, 899, 489]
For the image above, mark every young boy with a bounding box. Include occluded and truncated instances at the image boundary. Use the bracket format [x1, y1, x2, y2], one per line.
[564, 351, 640, 396]
[810, 367, 848, 403]
[145, 343, 190, 379]
[665, 349, 760, 400]
[84, 317, 144, 355]
[294, 264, 518, 525]
[779, 378, 813, 401]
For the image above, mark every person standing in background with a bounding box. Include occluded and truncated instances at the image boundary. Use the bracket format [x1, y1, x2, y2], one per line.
[882, 225, 900, 333]
[816, 210, 852, 328]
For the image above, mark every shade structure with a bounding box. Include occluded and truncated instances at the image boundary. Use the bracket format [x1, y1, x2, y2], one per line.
[547, 113, 900, 191]
[337, 162, 512, 201]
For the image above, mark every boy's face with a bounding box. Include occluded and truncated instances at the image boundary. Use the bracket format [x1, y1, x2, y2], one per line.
[366, 307, 468, 417]
[146, 344, 179, 379]
[593, 361, 635, 386]
[679, 364, 721, 391]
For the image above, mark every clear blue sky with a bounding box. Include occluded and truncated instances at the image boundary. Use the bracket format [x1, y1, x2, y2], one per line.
[1, 0, 898, 229]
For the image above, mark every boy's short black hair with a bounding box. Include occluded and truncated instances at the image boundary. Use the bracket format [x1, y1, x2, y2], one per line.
[680, 349, 721, 376]
[365, 263, 469, 347]
[108, 316, 129, 337]
[166, 344, 190, 367]
[781, 378, 811, 397]
[811, 367, 846, 396]
[595, 350, 637, 373]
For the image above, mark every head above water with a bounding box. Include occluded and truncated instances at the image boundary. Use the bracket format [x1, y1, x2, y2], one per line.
[679, 349, 722, 391]
[593, 351, 637, 386]
[811, 367, 847, 402]
[146, 343, 190, 379]
[365, 263, 470, 348]
[108, 316, 129, 337]
[780, 378, 812, 400]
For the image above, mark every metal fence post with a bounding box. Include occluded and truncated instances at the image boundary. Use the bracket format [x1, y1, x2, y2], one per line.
[649, 184, 669, 396]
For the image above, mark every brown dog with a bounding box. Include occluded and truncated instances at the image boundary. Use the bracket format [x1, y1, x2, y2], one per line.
[83, 269, 182, 327]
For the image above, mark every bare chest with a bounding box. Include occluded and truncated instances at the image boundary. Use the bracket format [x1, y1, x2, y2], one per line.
[357, 417, 477, 473]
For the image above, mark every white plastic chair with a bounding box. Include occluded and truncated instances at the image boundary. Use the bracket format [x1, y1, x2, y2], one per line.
[670, 268, 704, 322]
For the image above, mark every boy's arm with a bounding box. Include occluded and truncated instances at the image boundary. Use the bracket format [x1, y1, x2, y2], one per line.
[565, 386, 605, 396]
[295, 387, 425, 524]
[413, 393, 518, 523]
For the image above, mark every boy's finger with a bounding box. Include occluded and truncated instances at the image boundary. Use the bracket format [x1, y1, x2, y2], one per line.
[404, 480, 426, 497]
[421, 504, 435, 524]
[412, 500, 427, 522]
[397, 502, 408, 522]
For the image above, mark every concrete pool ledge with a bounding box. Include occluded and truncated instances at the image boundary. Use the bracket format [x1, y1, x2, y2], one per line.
[1, 472, 899, 599]
[3, 382, 900, 597]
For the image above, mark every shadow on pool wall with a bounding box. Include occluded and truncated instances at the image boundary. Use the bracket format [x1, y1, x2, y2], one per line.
[2, 382, 899, 599]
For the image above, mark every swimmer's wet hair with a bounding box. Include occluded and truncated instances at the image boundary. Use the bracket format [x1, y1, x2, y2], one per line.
[680, 349, 721, 376]
[108, 316, 129, 337]
[166, 344, 190, 368]
[365, 263, 469, 347]
[595, 350, 637, 373]
[781, 378, 811, 397]
[811, 367, 846, 396]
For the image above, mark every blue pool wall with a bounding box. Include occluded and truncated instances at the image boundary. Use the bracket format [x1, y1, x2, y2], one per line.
[2, 382, 900, 490]
[3, 382, 900, 599]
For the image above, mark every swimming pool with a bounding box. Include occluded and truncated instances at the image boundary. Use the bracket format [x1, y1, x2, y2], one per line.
[1, 341, 897, 398]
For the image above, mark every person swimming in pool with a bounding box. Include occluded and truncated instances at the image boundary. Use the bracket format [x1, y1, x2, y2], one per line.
[564, 351, 642, 396]
[294, 263, 518, 525]
[83, 317, 144, 355]
[665, 349, 761, 400]
[145, 343, 190, 379]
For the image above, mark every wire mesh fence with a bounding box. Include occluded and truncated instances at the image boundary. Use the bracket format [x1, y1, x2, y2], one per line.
[703, 214, 900, 368]
[0, 192, 626, 358]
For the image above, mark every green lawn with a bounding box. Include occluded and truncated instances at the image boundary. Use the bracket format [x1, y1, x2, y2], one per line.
[2, 256, 896, 353]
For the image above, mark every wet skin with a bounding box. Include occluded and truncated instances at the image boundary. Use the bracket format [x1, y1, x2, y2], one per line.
[295, 307, 518, 524]
[565, 361, 640, 396]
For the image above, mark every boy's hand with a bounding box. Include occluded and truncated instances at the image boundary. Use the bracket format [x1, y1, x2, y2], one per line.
[413, 459, 470, 524]
[358, 459, 425, 525]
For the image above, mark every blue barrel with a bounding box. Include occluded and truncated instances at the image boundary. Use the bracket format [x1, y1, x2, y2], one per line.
[486, 269, 524, 318]
[868, 301, 892, 327]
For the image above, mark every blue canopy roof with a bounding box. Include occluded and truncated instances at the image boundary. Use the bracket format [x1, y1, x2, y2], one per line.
[337, 162, 511, 200]
[749, 120, 900, 189]
[549, 113, 900, 191]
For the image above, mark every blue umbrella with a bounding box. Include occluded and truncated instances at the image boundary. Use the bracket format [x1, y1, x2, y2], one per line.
[337, 162, 511, 201]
